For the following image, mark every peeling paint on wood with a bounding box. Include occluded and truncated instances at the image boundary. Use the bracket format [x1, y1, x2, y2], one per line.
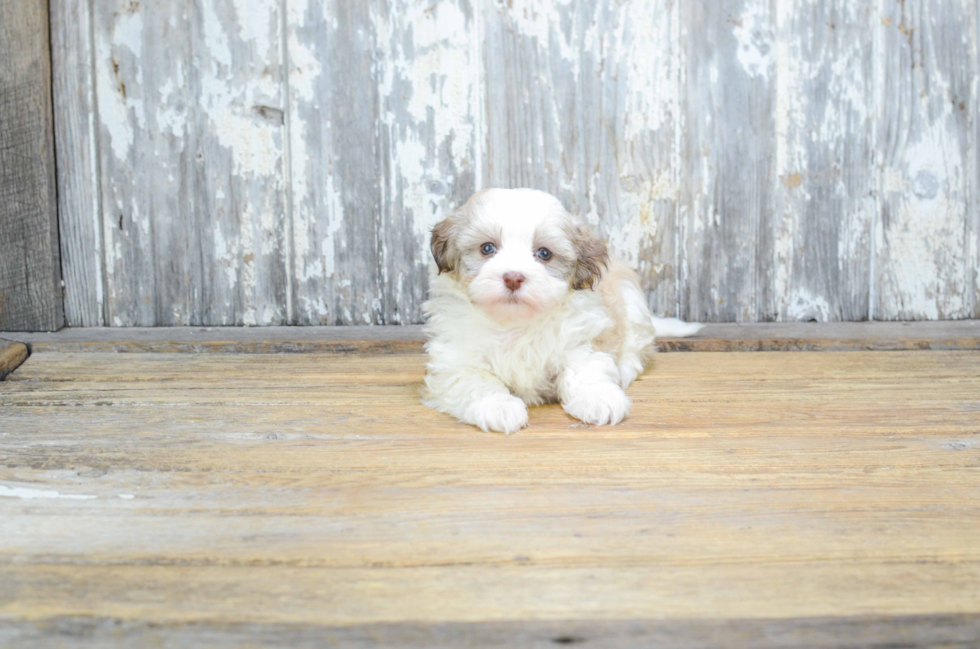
[91, 0, 289, 326]
[377, 0, 481, 325]
[287, 0, 382, 326]
[771, 0, 876, 322]
[679, 0, 775, 322]
[875, 0, 978, 320]
[49, 0, 980, 325]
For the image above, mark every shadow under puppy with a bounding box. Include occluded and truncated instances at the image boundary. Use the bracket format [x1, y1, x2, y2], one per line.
[422, 188, 702, 434]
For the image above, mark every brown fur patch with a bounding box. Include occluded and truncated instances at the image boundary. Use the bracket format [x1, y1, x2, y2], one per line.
[570, 225, 608, 290]
[430, 217, 459, 274]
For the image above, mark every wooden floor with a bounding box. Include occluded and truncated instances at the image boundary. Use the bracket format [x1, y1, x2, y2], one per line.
[1, 348, 980, 647]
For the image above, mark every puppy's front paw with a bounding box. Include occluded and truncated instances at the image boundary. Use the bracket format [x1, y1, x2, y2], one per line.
[464, 393, 529, 434]
[562, 383, 631, 426]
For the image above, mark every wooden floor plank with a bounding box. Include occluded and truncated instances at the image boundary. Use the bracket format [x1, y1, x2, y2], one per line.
[1, 350, 979, 646]
[3, 562, 980, 624]
[1, 321, 979, 353]
[4, 614, 980, 649]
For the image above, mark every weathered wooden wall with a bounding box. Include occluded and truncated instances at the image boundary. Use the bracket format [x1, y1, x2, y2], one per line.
[0, 0, 64, 332]
[50, 0, 980, 326]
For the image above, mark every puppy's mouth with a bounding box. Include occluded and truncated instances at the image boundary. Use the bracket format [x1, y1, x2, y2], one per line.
[495, 290, 539, 309]
[475, 292, 534, 313]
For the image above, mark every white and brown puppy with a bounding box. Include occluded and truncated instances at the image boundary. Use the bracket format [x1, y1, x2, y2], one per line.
[422, 188, 701, 434]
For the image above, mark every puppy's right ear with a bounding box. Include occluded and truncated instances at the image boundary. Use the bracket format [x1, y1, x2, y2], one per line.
[430, 216, 459, 274]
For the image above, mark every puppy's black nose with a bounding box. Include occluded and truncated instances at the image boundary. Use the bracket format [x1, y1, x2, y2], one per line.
[503, 272, 526, 292]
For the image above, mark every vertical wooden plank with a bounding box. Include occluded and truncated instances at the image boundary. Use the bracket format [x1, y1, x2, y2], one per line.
[374, 0, 482, 324]
[0, 0, 64, 332]
[286, 0, 383, 325]
[51, 0, 105, 327]
[770, 0, 876, 321]
[93, 0, 288, 326]
[875, 0, 978, 320]
[678, 0, 776, 323]
[286, 0, 481, 325]
[974, 0, 980, 320]
[91, 0, 157, 326]
[481, 0, 680, 316]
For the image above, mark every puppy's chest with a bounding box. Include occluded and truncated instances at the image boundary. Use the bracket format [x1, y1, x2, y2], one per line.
[483, 331, 565, 404]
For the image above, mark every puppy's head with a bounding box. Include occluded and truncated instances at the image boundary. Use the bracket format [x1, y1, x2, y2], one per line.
[430, 189, 607, 321]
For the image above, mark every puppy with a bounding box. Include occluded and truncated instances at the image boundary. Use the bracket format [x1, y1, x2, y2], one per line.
[422, 188, 702, 434]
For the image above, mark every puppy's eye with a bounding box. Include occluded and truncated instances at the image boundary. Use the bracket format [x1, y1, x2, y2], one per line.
[480, 242, 497, 256]
[535, 247, 553, 261]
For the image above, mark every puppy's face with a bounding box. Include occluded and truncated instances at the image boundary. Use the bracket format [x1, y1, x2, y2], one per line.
[431, 189, 608, 321]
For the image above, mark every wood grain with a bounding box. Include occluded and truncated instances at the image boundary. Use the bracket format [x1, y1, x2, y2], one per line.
[5, 614, 980, 649]
[2, 350, 979, 646]
[0, 339, 30, 380]
[50, 0, 104, 327]
[0, 0, 64, 332]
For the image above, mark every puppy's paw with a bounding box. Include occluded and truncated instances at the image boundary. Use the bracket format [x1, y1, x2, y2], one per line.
[464, 393, 529, 434]
[562, 383, 631, 426]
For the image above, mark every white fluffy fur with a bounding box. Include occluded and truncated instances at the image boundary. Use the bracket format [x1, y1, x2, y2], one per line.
[422, 189, 702, 434]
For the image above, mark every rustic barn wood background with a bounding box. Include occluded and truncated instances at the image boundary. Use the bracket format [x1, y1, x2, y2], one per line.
[49, 0, 980, 327]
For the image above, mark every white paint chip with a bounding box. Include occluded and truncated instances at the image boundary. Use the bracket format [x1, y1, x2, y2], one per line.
[733, 3, 773, 79]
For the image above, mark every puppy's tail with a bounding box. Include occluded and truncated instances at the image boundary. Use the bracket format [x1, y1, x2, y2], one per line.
[651, 316, 704, 338]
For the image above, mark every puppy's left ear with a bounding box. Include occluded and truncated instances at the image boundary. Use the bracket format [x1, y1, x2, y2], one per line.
[571, 224, 608, 290]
